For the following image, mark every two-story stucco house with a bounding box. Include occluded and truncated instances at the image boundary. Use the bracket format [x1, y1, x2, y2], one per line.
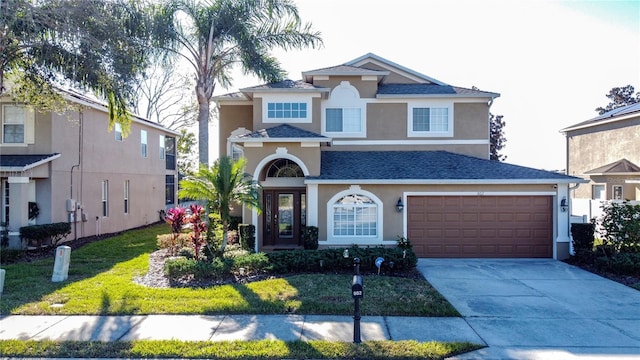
[0, 90, 179, 248]
[561, 102, 640, 201]
[215, 53, 585, 260]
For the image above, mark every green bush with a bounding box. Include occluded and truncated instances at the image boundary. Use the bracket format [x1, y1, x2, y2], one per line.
[302, 226, 319, 250]
[230, 253, 272, 275]
[164, 257, 232, 279]
[598, 201, 640, 253]
[19, 222, 71, 247]
[595, 253, 640, 275]
[571, 221, 595, 260]
[266, 246, 417, 274]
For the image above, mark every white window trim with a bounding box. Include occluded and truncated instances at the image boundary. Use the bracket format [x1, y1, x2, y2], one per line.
[124, 180, 130, 214]
[321, 81, 366, 138]
[114, 123, 123, 142]
[407, 101, 454, 138]
[612, 185, 623, 200]
[159, 135, 165, 160]
[141, 130, 148, 158]
[260, 93, 312, 124]
[1, 104, 35, 145]
[101, 180, 109, 217]
[325, 186, 383, 245]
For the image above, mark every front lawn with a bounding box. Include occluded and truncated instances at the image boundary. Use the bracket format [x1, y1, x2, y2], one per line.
[0, 223, 458, 316]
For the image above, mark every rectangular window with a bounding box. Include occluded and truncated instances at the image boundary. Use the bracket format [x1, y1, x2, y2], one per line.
[613, 185, 623, 200]
[412, 107, 449, 132]
[165, 175, 175, 205]
[114, 123, 123, 141]
[124, 180, 129, 214]
[267, 102, 307, 119]
[165, 136, 176, 170]
[592, 185, 605, 200]
[141, 130, 147, 157]
[159, 135, 165, 160]
[2, 105, 35, 144]
[326, 108, 361, 133]
[101, 180, 109, 217]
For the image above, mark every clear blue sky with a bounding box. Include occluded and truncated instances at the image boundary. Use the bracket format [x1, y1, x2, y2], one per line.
[214, 0, 640, 171]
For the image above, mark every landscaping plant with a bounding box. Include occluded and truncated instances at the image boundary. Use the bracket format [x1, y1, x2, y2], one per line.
[164, 207, 187, 255]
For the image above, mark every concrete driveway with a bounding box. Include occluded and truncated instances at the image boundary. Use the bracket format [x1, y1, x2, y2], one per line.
[417, 259, 640, 360]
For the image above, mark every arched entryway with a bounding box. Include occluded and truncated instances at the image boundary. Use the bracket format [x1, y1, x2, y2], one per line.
[261, 158, 306, 248]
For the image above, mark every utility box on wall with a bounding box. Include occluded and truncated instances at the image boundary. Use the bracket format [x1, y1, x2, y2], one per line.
[51, 246, 71, 282]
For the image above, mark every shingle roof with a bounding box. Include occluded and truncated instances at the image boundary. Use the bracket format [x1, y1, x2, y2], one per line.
[561, 102, 640, 132]
[0, 154, 60, 171]
[302, 64, 389, 76]
[235, 124, 328, 140]
[585, 158, 640, 174]
[377, 84, 499, 97]
[241, 79, 326, 91]
[306, 151, 582, 183]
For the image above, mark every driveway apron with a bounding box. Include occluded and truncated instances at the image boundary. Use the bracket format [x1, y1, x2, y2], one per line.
[418, 259, 640, 359]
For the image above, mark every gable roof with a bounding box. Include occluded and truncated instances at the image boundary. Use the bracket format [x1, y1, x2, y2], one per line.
[230, 124, 329, 143]
[305, 151, 585, 184]
[561, 102, 640, 133]
[0, 154, 61, 172]
[585, 158, 640, 175]
[345, 53, 448, 86]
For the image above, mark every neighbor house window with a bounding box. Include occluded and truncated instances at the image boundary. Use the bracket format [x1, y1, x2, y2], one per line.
[114, 123, 123, 141]
[332, 194, 377, 237]
[165, 175, 175, 205]
[592, 184, 605, 200]
[2, 180, 9, 225]
[124, 180, 130, 214]
[407, 102, 453, 137]
[613, 185, 623, 200]
[159, 135, 165, 160]
[165, 136, 176, 170]
[101, 180, 109, 217]
[2, 104, 34, 144]
[141, 130, 147, 157]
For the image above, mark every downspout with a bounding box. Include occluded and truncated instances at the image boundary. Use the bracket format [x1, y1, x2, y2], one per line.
[69, 110, 83, 241]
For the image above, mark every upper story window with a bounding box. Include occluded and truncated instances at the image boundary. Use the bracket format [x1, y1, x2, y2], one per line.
[260, 94, 312, 124]
[159, 135, 165, 160]
[141, 130, 148, 157]
[407, 102, 453, 137]
[2, 104, 34, 145]
[114, 123, 123, 141]
[165, 136, 176, 170]
[322, 81, 366, 137]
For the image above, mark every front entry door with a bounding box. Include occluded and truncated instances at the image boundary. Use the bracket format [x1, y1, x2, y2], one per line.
[263, 189, 306, 247]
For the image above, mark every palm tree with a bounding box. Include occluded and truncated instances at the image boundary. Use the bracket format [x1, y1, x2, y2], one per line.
[178, 156, 261, 252]
[151, 0, 322, 165]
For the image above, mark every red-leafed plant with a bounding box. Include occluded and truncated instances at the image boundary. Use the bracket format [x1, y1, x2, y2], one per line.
[188, 204, 207, 260]
[165, 206, 187, 254]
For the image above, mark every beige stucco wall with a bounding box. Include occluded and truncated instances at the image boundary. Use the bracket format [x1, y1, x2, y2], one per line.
[242, 143, 322, 178]
[566, 117, 640, 199]
[313, 76, 379, 99]
[1, 100, 176, 245]
[217, 104, 253, 157]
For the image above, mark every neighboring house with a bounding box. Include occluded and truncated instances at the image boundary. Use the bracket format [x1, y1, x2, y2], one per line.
[214, 53, 585, 260]
[0, 90, 179, 249]
[561, 102, 640, 201]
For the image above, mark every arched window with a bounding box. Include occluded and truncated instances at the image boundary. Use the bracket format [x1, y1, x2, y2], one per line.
[332, 194, 377, 237]
[266, 159, 304, 178]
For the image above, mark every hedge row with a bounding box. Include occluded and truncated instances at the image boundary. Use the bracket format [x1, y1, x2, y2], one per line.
[19, 222, 71, 247]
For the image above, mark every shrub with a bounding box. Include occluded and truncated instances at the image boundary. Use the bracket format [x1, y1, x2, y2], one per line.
[597, 201, 640, 254]
[302, 226, 319, 250]
[571, 221, 595, 260]
[595, 253, 640, 275]
[230, 253, 272, 275]
[157, 233, 191, 250]
[238, 224, 256, 252]
[164, 257, 232, 279]
[19, 222, 71, 247]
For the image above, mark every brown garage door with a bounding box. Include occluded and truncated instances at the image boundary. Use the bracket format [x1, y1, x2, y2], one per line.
[408, 196, 552, 258]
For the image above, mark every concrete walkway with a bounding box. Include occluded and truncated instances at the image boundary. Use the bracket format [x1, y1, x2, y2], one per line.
[0, 314, 480, 343]
[419, 259, 640, 359]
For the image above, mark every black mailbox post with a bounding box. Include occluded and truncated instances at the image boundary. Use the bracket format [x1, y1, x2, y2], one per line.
[352, 257, 363, 343]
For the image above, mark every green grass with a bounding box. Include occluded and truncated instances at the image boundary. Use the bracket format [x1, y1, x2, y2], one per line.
[0, 339, 483, 359]
[0, 223, 458, 316]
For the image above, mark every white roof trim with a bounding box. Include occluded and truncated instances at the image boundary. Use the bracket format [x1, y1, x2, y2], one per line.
[305, 178, 589, 185]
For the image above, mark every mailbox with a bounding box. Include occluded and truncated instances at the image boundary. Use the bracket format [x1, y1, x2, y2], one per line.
[352, 275, 363, 298]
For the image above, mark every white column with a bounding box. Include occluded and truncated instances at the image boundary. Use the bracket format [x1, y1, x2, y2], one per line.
[307, 184, 318, 227]
[556, 184, 571, 259]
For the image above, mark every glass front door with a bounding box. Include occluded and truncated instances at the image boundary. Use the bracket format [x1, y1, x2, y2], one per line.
[263, 189, 306, 247]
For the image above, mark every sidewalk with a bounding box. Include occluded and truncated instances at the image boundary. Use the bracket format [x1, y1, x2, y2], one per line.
[0, 314, 482, 343]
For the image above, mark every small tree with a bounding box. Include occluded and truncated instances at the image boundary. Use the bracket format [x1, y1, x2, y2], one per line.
[187, 204, 207, 260]
[597, 201, 640, 254]
[178, 156, 262, 254]
[490, 113, 507, 161]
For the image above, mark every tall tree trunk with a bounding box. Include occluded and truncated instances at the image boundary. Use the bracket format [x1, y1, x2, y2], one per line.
[197, 100, 209, 166]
